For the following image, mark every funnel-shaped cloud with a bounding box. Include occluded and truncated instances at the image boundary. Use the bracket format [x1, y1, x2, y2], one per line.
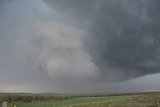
[44, 0, 160, 81]
[1, 0, 160, 93]
[26, 21, 99, 82]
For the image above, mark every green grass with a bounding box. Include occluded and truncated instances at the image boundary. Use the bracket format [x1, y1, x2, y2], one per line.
[6, 97, 112, 107]
[1, 93, 160, 107]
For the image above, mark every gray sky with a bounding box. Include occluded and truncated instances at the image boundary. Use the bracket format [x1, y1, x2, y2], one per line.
[0, 0, 160, 93]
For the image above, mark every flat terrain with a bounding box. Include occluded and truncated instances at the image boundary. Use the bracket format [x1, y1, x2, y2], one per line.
[1, 92, 160, 107]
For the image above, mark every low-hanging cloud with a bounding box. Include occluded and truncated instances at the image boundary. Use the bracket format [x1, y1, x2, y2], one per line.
[44, 0, 160, 81]
[1, 0, 160, 93]
[0, 0, 99, 87]
[25, 21, 99, 81]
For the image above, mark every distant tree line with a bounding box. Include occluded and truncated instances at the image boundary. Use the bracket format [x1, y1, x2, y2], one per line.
[0, 94, 74, 103]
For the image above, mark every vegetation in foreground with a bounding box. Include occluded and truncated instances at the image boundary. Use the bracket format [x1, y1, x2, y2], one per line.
[0, 92, 160, 107]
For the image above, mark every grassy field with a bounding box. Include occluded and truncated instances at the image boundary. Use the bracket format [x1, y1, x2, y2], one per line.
[1, 92, 160, 107]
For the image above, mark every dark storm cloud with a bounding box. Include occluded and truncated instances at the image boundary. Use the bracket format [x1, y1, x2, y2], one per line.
[1, 0, 160, 93]
[0, 0, 99, 92]
[43, 0, 96, 23]
[43, 0, 160, 81]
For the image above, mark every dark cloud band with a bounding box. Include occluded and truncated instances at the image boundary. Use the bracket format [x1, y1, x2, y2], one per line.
[43, 0, 160, 81]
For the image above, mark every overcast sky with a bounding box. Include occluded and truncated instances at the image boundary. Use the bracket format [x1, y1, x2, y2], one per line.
[0, 0, 160, 93]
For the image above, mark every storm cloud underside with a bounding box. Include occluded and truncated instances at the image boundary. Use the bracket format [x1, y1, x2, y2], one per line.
[0, 0, 160, 92]
[44, 0, 160, 81]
